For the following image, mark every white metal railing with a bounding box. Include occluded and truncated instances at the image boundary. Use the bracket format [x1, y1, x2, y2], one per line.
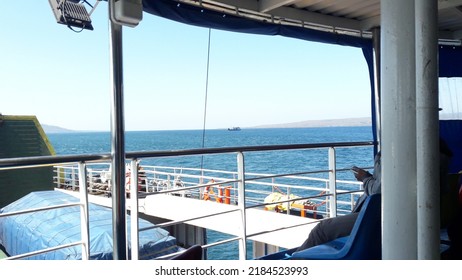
[53, 162, 364, 218]
[0, 162, 91, 260]
[53, 147, 370, 259]
[1, 141, 373, 260]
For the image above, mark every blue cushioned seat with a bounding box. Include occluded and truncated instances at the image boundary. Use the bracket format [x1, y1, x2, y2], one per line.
[255, 247, 297, 260]
[289, 193, 382, 260]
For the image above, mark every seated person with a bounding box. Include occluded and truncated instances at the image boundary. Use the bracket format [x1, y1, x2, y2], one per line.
[295, 152, 381, 252]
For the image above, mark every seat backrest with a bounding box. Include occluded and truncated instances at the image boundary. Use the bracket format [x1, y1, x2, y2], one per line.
[289, 193, 382, 260]
[342, 193, 382, 259]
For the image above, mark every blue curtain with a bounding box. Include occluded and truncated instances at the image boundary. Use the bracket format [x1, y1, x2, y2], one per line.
[439, 45, 462, 77]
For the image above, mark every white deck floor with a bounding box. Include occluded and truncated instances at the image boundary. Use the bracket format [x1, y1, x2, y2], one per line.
[141, 194, 318, 249]
[59, 189, 319, 250]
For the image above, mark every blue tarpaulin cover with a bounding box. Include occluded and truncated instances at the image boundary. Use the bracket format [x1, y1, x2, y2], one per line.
[0, 190, 179, 260]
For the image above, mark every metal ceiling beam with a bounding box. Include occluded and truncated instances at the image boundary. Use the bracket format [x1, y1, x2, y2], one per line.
[438, 30, 462, 40]
[438, 0, 462, 10]
[206, 0, 361, 30]
[207, 0, 257, 10]
[451, 29, 462, 39]
[269, 6, 362, 30]
[360, 15, 380, 30]
[259, 0, 301, 13]
[202, 0, 462, 37]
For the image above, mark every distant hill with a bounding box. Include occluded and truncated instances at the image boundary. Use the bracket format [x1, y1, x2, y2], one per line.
[42, 124, 74, 133]
[251, 117, 371, 129]
[41, 117, 372, 133]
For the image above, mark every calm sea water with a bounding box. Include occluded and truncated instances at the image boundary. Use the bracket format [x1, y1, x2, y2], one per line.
[47, 126, 374, 259]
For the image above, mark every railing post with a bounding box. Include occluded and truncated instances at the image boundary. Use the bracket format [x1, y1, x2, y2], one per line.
[78, 162, 90, 260]
[89, 169, 94, 192]
[237, 152, 247, 260]
[71, 167, 76, 191]
[56, 166, 61, 188]
[130, 159, 139, 260]
[328, 147, 337, 217]
[286, 183, 291, 215]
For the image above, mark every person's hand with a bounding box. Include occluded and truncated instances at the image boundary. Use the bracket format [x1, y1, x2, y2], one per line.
[354, 168, 372, 182]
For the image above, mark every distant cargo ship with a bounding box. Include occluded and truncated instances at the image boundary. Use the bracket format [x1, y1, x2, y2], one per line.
[228, 127, 241, 131]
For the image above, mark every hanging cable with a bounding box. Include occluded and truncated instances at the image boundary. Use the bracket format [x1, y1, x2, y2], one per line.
[200, 28, 212, 170]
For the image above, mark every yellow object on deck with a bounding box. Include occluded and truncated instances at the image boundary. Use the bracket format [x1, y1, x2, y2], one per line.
[264, 192, 304, 211]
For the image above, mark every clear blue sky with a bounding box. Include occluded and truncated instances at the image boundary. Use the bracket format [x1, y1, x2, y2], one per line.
[1, 1, 371, 131]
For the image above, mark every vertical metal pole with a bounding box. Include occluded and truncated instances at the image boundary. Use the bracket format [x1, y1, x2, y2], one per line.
[130, 159, 139, 260]
[108, 0, 127, 260]
[78, 162, 90, 260]
[328, 147, 337, 217]
[286, 183, 291, 215]
[416, 0, 440, 259]
[381, 0, 417, 259]
[372, 27, 381, 151]
[57, 167, 62, 188]
[237, 152, 247, 260]
[72, 168, 76, 190]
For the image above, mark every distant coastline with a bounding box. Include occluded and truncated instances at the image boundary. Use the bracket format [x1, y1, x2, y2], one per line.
[42, 124, 75, 134]
[250, 117, 371, 129]
[42, 117, 372, 133]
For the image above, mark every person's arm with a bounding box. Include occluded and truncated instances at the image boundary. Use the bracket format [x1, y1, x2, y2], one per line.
[362, 172, 381, 196]
[354, 153, 382, 196]
[362, 153, 381, 195]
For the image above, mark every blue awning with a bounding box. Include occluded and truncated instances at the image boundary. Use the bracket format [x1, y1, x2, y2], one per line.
[143, 0, 372, 49]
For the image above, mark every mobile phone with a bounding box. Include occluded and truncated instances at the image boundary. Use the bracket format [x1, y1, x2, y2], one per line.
[350, 166, 360, 174]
